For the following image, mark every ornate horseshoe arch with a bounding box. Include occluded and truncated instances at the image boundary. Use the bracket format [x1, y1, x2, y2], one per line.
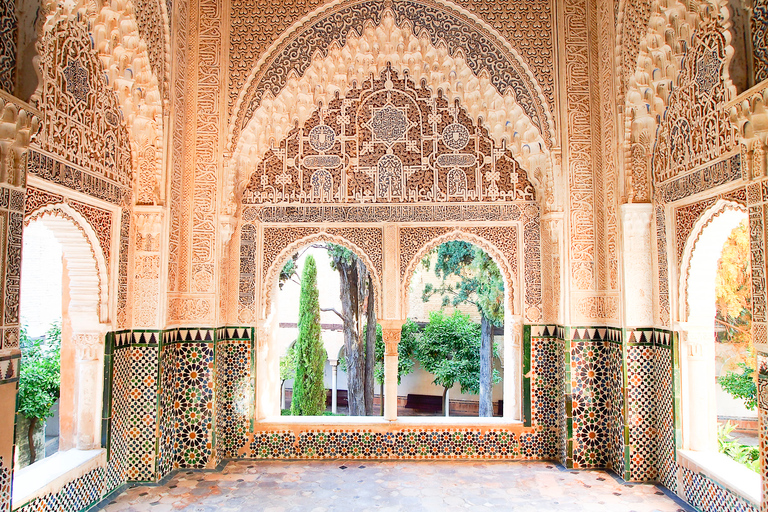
[24, 203, 111, 326]
[677, 198, 747, 323]
[260, 231, 383, 322]
[400, 228, 519, 319]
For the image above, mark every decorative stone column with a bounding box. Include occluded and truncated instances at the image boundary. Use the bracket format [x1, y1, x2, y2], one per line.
[379, 319, 404, 421]
[329, 358, 338, 414]
[73, 332, 104, 450]
[677, 323, 717, 452]
[619, 204, 654, 327]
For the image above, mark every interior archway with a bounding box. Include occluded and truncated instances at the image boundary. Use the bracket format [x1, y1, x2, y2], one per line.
[678, 200, 749, 453]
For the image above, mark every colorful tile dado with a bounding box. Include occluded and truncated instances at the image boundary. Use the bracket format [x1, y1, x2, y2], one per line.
[680, 466, 759, 512]
[565, 327, 623, 470]
[106, 331, 161, 485]
[655, 332, 678, 493]
[159, 329, 215, 474]
[1, 455, 10, 512]
[215, 327, 253, 462]
[623, 329, 674, 483]
[527, 325, 565, 461]
[13, 467, 106, 512]
[243, 428, 551, 460]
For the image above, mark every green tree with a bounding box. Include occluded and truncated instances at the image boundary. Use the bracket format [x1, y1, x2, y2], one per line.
[715, 221, 755, 408]
[280, 344, 298, 410]
[715, 220, 751, 346]
[17, 322, 61, 463]
[324, 244, 376, 416]
[415, 310, 499, 414]
[718, 362, 756, 410]
[422, 241, 504, 415]
[291, 256, 327, 415]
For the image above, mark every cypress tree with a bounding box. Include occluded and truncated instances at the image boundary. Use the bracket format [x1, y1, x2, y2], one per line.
[291, 255, 327, 415]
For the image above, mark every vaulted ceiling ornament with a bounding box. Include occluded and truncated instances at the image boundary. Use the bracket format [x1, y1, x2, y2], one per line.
[228, 7, 552, 210]
[242, 66, 536, 206]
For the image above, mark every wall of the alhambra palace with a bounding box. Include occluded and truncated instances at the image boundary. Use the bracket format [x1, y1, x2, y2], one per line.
[0, 0, 766, 512]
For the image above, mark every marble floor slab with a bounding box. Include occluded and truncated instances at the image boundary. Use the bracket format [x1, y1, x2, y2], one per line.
[99, 460, 693, 512]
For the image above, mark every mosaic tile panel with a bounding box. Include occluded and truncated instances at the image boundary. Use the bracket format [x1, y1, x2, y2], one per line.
[105, 343, 130, 492]
[759, 376, 768, 511]
[14, 467, 106, 512]
[680, 465, 759, 512]
[625, 332, 658, 482]
[567, 328, 623, 470]
[215, 327, 252, 461]
[159, 329, 215, 473]
[125, 345, 159, 481]
[655, 333, 677, 493]
[243, 428, 552, 460]
[529, 325, 564, 461]
[157, 339, 175, 479]
[0, 455, 10, 512]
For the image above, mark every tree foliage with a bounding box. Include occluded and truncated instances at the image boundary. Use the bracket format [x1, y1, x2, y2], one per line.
[715, 221, 756, 409]
[421, 241, 503, 415]
[17, 323, 61, 421]
[715, 220, 752, 346]
[718, 362, 756, 411]
[423, 241, 504, 327]
[291, 255, 327, 415]
[280, 344, 298, 383]
[415, 310, 499, 395]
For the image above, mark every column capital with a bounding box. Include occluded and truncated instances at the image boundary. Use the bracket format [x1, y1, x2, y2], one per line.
[379, 319, 405, 356]
[73, 332, 103, 361]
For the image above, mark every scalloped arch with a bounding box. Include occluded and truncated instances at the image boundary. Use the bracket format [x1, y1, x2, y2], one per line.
[678, 199, 746, 322]
[262, 232, 383, 322]
[401, 229, 517, 318]
[227, 8, 553, 211]
[24, 203, 110, 327]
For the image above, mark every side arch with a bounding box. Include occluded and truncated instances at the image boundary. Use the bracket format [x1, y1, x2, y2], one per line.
[678, 198, 747, 324]
[24, 203, 110, 326]
[262, 231, 383, 321]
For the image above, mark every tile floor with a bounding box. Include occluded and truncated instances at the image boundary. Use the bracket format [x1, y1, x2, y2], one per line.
[99, 460, 693, 512]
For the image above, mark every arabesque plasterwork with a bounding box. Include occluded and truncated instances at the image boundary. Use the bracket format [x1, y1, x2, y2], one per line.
[2, 1, 768, 512]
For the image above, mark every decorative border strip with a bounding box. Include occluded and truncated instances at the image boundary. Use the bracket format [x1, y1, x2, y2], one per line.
[242, 428, 549, 460]
[0, 353, 20, 384]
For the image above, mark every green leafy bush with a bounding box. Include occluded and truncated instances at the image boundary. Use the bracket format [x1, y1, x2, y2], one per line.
[718, 362, 757, 411]
[416, 310, 499, 395]
[718, 421, 759, 473]
[17, 323, 61, 422]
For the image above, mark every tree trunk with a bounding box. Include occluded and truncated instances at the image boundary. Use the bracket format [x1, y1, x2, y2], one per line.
[479, 314, 494, 417]
[364, 274, 376, 415]
[443, 387, 449, 417]
[28, 417, 37, 464]
[337, 257, 366, 415]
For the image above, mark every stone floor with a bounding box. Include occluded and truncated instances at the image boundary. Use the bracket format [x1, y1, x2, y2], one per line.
[100, 460, 694, 512]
